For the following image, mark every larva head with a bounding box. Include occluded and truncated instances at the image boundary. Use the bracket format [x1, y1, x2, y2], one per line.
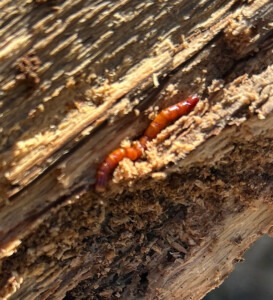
[187, 94, 199, 107]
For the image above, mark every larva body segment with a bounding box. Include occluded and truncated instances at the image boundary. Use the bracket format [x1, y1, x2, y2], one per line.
[95, 148, 125, 193]
[143, 95, 199, 139]
[95, 144, 143, 193]
[95, 95, 199, 192]
[124, 145, 142, 161]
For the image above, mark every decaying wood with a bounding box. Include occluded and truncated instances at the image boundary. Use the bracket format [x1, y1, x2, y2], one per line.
[0, 0, 273, 299]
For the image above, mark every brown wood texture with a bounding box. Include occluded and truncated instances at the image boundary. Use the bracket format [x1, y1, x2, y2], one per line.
[0, 0, 273, 299]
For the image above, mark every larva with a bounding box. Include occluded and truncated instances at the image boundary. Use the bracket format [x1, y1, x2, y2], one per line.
[95, 144, 143, 193]
[142, 95, 199, 140]
[95, 95, 199, 192]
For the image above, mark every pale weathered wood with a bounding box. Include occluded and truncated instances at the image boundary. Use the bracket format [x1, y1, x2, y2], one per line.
[0, 0, 273, 299]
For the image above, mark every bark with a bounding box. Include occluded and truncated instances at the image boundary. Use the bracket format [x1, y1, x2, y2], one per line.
[0, 0, 273, 299]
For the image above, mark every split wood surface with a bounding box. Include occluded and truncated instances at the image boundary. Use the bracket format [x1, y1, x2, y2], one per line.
[0, 0, 273, 299]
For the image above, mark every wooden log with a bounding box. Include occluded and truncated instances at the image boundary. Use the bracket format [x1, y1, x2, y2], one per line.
[0, 0, 273, 299]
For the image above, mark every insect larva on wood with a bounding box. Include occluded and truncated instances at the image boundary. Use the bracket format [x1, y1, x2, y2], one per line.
[95, 95, 199, 192]
[142, 95, 199, 140]
[95, 144, 143, 193]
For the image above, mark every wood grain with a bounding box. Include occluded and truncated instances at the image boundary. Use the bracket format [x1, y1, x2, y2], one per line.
[0, 0, 273, 299]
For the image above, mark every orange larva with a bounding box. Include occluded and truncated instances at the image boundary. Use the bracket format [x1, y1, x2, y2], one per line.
[95, 95, 199, 192]
[95, 144, 143, 193]
[143, 95, 199, 139]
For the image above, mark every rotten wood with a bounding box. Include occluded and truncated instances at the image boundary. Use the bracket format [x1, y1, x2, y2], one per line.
[0, 0, 273, 299]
